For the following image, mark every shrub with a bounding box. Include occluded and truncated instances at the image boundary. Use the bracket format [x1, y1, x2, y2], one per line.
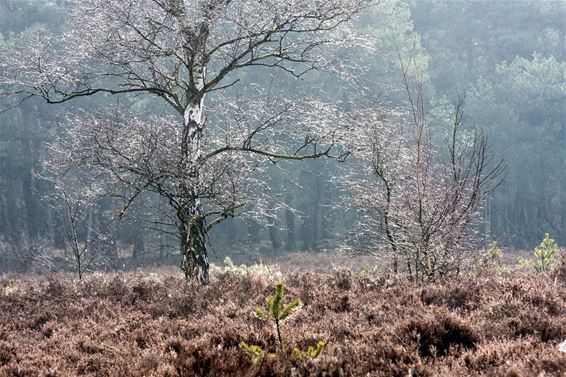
[401, 311, 480, 357]
[209, 256, 283, 280]
[475, 242, 506, 275]
[519, 233, 560, 272]
[1, 271, 564, 376]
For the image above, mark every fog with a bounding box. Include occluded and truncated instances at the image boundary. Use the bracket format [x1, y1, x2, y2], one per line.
[0, 0, 564, 276]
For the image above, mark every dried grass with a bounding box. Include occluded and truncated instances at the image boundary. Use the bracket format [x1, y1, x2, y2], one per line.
[0, 269, 564, 376]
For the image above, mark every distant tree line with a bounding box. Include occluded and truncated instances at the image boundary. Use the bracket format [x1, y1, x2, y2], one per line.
[0, 0, 564, 278]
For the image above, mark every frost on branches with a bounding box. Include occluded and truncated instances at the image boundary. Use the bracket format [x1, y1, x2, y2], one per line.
[342, 78, 504, 282]
[0, 0, 371, 283]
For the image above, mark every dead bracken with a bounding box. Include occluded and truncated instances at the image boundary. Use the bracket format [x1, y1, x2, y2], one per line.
[0, 269, 565, 376]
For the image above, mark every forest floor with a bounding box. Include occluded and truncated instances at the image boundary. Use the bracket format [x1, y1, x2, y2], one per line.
[0, 262, 565, 376]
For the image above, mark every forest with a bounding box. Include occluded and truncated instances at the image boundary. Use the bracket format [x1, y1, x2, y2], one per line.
[0, 0, 565, 376]
[0, 0, 564, 276]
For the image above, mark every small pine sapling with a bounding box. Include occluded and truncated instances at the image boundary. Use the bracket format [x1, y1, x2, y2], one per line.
[254, 282, 303, 350]
[358, 264, 377, 277]
[476, 241, 505, 274]
[487, 242, 503, 265]
[239, 282, 325, 362]
[519, 233, 560, 272]
[533, 233, 560, 272]
[1, 280, 18, 295]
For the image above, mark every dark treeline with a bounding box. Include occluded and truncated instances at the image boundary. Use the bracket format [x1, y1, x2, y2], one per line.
[0, 0, 564, 271]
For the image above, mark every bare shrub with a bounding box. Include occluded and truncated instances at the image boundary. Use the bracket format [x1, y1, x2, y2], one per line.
[344, 65, 504, 282]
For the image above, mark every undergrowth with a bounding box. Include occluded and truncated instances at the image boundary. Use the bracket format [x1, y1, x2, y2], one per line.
[0, 269, 564, 376]
[209, 256, 283, 281]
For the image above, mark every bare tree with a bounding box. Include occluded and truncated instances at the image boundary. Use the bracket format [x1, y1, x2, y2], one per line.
[40, 133, 116, 280]
[344, 71, 504, 282]
[1, 0, 371, 283]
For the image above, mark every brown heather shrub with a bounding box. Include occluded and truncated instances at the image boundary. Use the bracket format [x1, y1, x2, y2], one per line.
[552, 252, 566, 283]
[0, 270, 565, 376]
[399, 309, 480, 357]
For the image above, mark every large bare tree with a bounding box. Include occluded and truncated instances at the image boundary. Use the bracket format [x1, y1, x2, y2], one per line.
[1, 0, 370, 283]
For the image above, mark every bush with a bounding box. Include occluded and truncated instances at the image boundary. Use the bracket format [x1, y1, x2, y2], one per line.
[519, 233, 561, 272]
[209, 256, 283, 280]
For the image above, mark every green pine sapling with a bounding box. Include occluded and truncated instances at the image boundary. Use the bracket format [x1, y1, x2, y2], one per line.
[239, 282, 325, 362]
[477, 241, 505, 273]
[533, 233, 560, 272]
[519, 233, 560, 272]
[238, 342, 266, 363]
[487, 241, 503, 265]
[254, 282, 303, 349]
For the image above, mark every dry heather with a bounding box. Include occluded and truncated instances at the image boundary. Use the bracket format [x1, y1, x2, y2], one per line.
[0, 267, 565, 376]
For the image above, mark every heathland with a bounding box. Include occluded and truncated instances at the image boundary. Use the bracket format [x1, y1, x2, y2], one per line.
[1, 261, 565, 376]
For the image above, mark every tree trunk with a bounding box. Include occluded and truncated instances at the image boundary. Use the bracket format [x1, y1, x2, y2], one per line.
[96, 198, 118, 268]
[301, 214, 313, 251]
[178, 69, 208, 280]
[53, 208, 66, 250]
[132, 230, 145, 261]
[20, 98, 44, 242]
[312, 168, 322, 251]
[172, 0, 210, 283]
[267, 212, 282, 255]
[247, 217, 260, 246]
[179, 203, 209, 284]
[4, 173, 20, 245]
[284, 194, 296, 252]
[178, 104, 209, 283]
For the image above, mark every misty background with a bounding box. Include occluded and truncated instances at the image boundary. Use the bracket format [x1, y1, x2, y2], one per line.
[0, 0, 564, 272]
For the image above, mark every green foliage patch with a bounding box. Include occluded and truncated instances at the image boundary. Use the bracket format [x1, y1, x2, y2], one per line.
[519, 233, 561, 272]
[239, 282, 325, 363]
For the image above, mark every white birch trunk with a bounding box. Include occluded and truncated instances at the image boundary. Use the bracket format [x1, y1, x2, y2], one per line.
[179, 59, 210, 283]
